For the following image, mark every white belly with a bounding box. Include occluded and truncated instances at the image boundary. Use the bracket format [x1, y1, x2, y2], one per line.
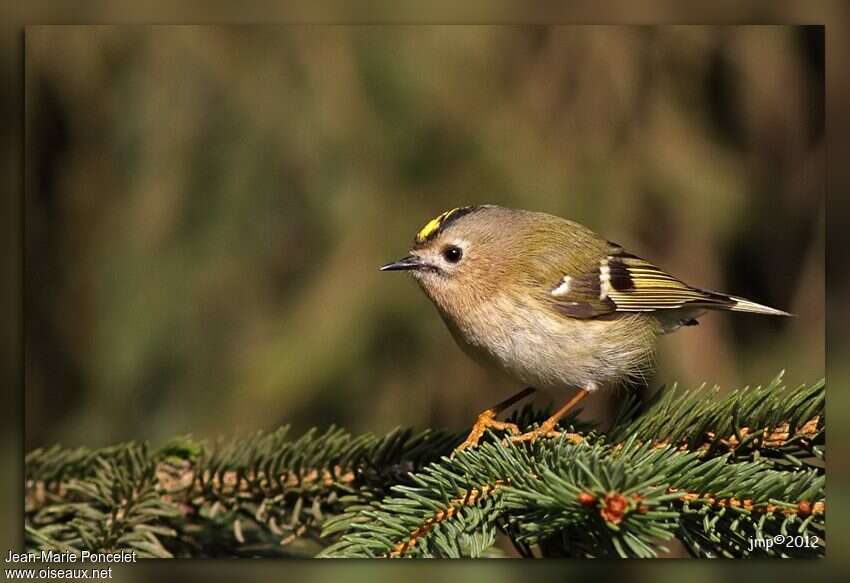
[439, 294, 657, 391]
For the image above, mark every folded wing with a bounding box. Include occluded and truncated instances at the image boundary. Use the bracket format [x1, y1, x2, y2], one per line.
[549, 243, 788, 319]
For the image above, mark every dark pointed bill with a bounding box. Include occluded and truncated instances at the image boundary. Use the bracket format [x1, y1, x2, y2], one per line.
[380, 255, 424, 271]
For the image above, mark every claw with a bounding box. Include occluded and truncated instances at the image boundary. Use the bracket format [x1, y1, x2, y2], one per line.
[505, 387, 590, 446]
[507, 424, 583, 445]
[452, 410, 521, 456]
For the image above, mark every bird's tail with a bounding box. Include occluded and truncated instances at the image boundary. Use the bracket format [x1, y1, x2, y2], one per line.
[725, 295, 792, 317]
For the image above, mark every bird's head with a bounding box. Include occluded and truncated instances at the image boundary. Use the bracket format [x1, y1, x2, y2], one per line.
[380, 205, 516, 308]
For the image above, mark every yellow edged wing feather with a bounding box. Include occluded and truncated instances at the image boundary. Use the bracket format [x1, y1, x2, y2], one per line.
[550, 244, 790, 319]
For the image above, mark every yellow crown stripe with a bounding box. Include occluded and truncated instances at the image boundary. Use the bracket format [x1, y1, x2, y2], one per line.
[416, 208, 461, 243]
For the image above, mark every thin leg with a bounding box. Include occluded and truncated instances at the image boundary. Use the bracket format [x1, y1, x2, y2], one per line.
[453, 387, 536, 454]
[509, 388, 590, 444]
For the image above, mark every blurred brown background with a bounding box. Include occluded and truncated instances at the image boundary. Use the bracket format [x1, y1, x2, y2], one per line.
[25, 25, 824, 451]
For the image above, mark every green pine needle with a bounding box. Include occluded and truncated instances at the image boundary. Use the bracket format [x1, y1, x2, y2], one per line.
[26, 375, 825, 559]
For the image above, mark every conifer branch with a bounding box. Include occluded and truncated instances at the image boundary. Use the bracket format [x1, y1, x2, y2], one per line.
[26, 374, 825, 558]
[608, 373, 824, 470]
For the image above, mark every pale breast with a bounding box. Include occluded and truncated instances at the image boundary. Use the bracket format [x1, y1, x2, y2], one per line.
[439, 294, 658, 391]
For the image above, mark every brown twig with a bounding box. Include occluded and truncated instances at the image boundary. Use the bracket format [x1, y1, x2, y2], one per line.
[667, 487, 825, 517]
[388, 480, 507, 558]
[650, 415, 822, 455]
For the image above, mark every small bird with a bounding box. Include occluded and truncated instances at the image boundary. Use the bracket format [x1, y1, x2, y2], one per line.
[380, 205, 790, 452]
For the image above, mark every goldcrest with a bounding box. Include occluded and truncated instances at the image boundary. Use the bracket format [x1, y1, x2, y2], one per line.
[381, 205, 789, 450]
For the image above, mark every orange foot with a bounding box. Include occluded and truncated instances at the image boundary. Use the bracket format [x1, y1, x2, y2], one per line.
[453, 410, 521, 456]
[507, 421, 583, 445]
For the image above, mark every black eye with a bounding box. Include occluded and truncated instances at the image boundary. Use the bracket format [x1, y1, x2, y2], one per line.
[442, 246, 463, 263]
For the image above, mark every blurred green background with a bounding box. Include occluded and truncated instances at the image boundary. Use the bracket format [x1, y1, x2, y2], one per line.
[25, 25, 823, 451]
